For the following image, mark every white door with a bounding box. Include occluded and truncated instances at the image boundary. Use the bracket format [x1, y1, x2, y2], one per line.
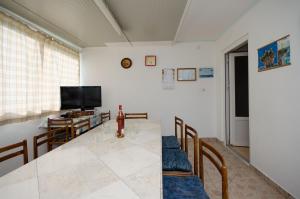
[229, 53, 249, 147]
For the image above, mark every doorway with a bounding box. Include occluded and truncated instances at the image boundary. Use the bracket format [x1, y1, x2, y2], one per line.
[225, 42, 250, 162]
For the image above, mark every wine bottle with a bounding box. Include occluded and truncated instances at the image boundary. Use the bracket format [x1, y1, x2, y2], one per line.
[116, 105, 125, 137]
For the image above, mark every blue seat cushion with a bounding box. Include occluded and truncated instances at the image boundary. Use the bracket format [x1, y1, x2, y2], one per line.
[162, 136, 180, 149]
[163, 176, 210, 199]
[162, 149, 192, 172]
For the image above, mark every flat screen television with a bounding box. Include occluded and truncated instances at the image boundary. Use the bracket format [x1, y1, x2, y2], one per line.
[60, 86, 81, 109]
[60, 86, 102, 110]
[81, 86, 102, 109]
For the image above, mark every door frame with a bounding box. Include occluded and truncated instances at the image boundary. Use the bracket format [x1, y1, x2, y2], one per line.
[224, 39, 249, 147]
[228, 52, 249, 146]
[221, 35, 251, 162]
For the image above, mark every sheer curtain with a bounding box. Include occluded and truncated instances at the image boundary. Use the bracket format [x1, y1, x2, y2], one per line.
[0, 12, 79, 122]
[42, 40, 80, 111]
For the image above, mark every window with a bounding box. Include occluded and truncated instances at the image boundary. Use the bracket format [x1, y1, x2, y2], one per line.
[0, 12, 79, 122]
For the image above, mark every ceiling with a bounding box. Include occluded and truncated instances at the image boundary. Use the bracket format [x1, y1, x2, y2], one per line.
[175, 0, 259, 41]
[0, 0, 125, 47]
[105, 0, 187, 42]
[0, 0, 260, 48]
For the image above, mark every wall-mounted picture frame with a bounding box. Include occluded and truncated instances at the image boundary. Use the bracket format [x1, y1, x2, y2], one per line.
[162, 68, 175, 89]
[177, 68, 196, 81]
[199, 67, 214, 78]
[258, 35, 291, 72]
[145, 55, 156, 66]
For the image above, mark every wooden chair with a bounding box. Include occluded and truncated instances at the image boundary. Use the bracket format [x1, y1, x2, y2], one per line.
[72, 118, 91, 136]
[80, 110, 94, 116]
[100, 111, 111, 123]
[125, 112, 148, 119]
[163, 139, 228, 199]
[163, 123, 198, 176]
[184, 124, 199, 174]
[33, 127, 68, 159]
[199, 139, 228, 199]
[48, 117, 91, 138]
[0, 140, 28, 165]
[48, 118, 73, 131]
[48, 118, 73, 141]
[67, 111, 80, 118]
[162, 116, 183, 149]
[67, 110, 94, 118]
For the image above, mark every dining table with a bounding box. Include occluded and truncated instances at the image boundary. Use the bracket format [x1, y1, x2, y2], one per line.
[0, 119, 162, 199]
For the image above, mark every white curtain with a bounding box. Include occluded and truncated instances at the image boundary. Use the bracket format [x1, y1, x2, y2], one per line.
[41, 40, 80, 111]
[0, 12, 79, 122]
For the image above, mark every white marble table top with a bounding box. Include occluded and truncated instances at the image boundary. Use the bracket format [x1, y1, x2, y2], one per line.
[0, 119, 162, 199]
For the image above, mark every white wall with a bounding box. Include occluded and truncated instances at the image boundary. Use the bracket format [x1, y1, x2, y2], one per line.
[0, 119, 45, 176]
[216, 0, 300, 198]
[80, 42, 217, 138]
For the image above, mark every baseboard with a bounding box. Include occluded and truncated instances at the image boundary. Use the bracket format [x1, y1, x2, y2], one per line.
[250, 166, 295, 199]
[202, 137, 295, 199]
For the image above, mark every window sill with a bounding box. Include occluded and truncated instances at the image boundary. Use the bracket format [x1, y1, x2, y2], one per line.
[0, 111, 62, 126]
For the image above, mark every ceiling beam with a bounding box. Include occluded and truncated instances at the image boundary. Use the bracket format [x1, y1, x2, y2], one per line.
[93, 0, 122, 35]
[173, 0, 192, 43]
[93, 0, 132, 46]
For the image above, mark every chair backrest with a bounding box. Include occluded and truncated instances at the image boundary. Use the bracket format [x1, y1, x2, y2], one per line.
[175, 116, 184, 149]
[100, 111, 111, 123]
[67, 111, 81, 118]
[33, 127, 68, 159]
[125, 113, 148, 119]
[48, 118, 73, 137]
[80, 111, 94, 116]
[66, 111, 94, 118]
[184, 124, 199, 175]
[0, 140, 28, 165]
[48, 118, 73, 129]
[199, 139, 228, 199]
[72, 118, 90, 137]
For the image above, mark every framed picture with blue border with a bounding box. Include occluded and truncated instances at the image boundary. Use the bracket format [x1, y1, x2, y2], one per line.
[258, 35, 291, 72]
[199, 67, 214, 78]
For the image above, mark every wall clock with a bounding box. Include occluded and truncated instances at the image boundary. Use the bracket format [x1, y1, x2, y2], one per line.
[121, 58, 132, 69]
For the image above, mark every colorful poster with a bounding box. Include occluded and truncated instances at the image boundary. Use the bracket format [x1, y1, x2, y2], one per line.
[258, 35, 291, 72]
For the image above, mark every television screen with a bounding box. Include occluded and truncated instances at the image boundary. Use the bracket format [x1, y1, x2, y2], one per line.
[60, 87, 81, 109]
[81, 86, 102, 109]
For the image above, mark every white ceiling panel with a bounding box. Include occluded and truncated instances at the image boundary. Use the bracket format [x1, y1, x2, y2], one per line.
[0, 0, 187, 47]
[0, 0, 126, 47]
[176, 0, 260, 41]
[105, 0, 187, 42]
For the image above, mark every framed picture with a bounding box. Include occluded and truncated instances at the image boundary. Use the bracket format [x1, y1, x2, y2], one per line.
[258, 35, 291, 72]
[177, 68, 196, 81]
[199, 67, 214, 78]
[162, 68, 175, 89]
[145, 55, 156, 66]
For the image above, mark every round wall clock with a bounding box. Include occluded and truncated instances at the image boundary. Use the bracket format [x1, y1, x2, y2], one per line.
[121, 58, 132, 69]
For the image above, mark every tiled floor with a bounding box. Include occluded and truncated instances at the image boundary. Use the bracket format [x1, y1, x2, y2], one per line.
[187, 140, 289, 199]
[229, 145, 250, 162]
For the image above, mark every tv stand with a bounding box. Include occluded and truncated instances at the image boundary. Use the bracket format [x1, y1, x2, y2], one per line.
[61, 110, 95, 118]
[80, 107, 95, 112]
